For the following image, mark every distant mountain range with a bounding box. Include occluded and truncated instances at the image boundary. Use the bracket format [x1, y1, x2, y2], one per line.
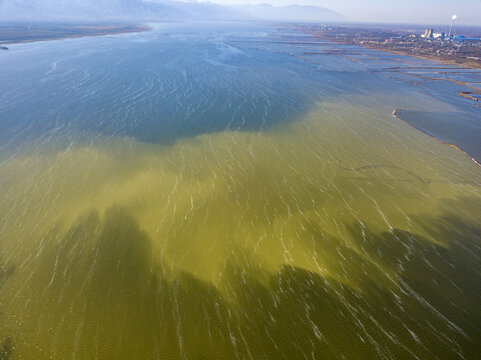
[233, 4, 344, 23]
[0, 0, 345, 22]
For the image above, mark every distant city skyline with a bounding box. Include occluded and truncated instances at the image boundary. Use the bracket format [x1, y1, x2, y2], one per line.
[196, 0, 481, 25]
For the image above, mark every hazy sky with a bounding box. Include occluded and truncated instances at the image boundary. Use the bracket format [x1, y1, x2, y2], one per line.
[198, 0, 481, 25]
[1, 0, 480, 25]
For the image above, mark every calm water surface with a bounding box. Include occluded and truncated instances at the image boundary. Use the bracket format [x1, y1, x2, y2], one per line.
[0, 23, 480, 359]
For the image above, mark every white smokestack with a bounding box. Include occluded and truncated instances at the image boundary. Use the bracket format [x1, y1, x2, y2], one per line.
[449, 15, 457, 38]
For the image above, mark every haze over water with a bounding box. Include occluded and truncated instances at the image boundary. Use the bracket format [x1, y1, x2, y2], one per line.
[0, 23, 480, 359]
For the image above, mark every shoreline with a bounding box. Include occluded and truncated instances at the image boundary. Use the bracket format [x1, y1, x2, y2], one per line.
[302, 29, 481, 71]
[353, 45, 481, 71]
[0, 24, 152, 46]
[392, 109, 481, 167]
[291, 25, 480, 167]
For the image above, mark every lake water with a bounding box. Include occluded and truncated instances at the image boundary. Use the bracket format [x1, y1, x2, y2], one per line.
[0, 22, 480, 359]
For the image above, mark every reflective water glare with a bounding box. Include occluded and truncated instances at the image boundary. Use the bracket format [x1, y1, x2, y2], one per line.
[0, 23, 480, 359]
